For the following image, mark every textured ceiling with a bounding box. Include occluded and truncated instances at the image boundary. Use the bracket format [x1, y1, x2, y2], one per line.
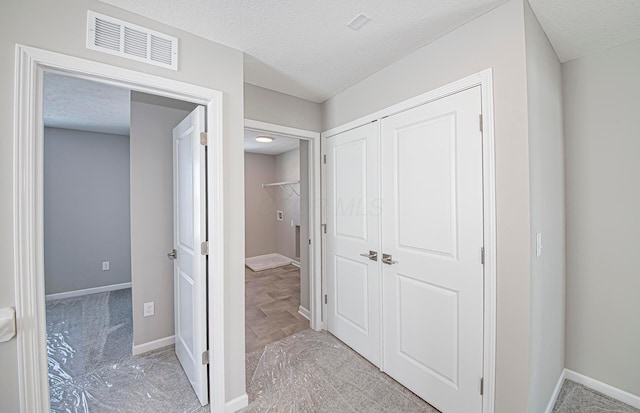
[528, 0, 640, 62]
[98, 0, 508, 102]
[44, 73, 130, 135]
[244, 129, 299, 155]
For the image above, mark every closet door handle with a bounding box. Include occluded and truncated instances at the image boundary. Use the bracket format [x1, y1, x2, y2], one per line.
[360, 251, 378, 261]
[382, 254, 398, 265]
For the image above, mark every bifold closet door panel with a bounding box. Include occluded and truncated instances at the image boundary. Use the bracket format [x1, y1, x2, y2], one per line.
[325, 122, 381, 366]
[381, 86, 485, 413]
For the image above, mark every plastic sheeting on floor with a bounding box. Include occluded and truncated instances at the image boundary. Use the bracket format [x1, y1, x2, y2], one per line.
[46, 291, 206, 413]
[242, 329, 437, 413]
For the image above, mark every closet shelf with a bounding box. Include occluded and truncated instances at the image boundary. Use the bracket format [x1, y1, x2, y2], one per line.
[262, 180, 300, 197]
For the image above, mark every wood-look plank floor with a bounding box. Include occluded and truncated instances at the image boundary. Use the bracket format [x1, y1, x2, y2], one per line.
[245, 264, 309, 353]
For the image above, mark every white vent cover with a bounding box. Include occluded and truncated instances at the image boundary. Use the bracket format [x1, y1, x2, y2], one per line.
[87, 11, 178, 70]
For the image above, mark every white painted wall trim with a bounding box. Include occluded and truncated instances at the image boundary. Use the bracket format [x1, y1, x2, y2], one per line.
[132, 335, 175, 356]
[244, 118, 323, 332]
[245, 119, 319, 140]
[45, 282, 131, 301]
[224, 393, 248, 413]
[298, 306, 310, 321]
[544, 369, 566, 413]
[320, 69, 497, 413]
[13, 45, 226, 413]
[564, 369, 640, 409]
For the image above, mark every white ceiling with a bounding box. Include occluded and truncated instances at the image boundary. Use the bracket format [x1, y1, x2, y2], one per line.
[44, 72, 131, 135]
[528, 0, 640, 62]
[244, 129, 299, 155]
[87, 1, 640, 103]
[99, 0, 509, 102]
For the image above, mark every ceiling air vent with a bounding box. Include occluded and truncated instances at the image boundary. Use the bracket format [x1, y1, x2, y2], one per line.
[87, 11, 178, 70]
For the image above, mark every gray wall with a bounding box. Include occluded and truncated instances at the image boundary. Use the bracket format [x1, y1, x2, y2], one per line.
[274, 148, 301, 260]
[244, 153, 277, 258]
[0, 1, 245, 408]
[523, 2, 566, 411]
[299, 141, 310, 311]
[44, 127, 131, 295]
[563, 38, 640, 397]
[245, 83, 322, 131]
[130, 94, 193, 347]
[321, 1, 532, 410]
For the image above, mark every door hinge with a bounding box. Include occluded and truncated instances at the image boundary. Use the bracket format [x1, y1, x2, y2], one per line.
[479, 114, 483, 133]
[323, 154, 327, 164]
[201, 241, 209, 255]
[481, 247, 485, 265]
[324, 294, 328, 304]
[200, 132, 208, 146]
[322, 224, 327, 234]
[480, 377, 484, 395]
[202, 350, 210, 365]
[308, 239, 312, 245]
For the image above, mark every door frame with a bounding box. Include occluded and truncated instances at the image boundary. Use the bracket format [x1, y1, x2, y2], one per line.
[13, 45, 226, 413]
[320, 69, 497, 413]
[243, 119, 323, 331]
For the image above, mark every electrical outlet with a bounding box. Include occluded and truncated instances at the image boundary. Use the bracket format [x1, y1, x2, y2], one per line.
[276, 210, 284, 221]
[102, 261, 110, 271]
[144, 301, 155, 317]
[291, 220, 294, 227]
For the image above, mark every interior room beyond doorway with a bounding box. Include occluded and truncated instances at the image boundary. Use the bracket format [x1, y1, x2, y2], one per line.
[243, 128, 311, 354]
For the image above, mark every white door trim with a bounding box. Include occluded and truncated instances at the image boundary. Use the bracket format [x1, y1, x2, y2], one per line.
[13, 45, 226, 413]
[320, 69, 497, 413]
[244, 119, 323, 331]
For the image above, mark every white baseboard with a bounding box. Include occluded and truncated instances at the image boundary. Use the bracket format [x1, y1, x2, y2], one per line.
[290, 260, 301, 268]
[564, 369, 640, 409]
[225, 393, 248, 412]
[132, 335, 175, 356]
[298, 305, 310, 321]
[544, 369, 566, 413]
[45, 282, 131, 301]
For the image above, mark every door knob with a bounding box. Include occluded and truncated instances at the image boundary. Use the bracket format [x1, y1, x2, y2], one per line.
[167, 249, 177, 260]
[360, 250, 378, 261]
[382, 253, 398, 265]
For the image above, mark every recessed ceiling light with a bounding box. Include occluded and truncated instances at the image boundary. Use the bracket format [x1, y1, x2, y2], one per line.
[347, 13, 371, 31]
[255, 136, 274, 143]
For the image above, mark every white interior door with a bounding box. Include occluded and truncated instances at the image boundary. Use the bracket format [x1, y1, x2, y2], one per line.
[325, 122, 381, 366]
[172, 106, 208, 406]
[381, 86, 484, 413]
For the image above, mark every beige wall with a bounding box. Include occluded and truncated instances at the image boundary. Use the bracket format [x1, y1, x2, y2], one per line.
[322, 1, 532, 411]
[244, 153, 277, 258]
[0, 0, 245, 408]
[244, 83, 322, 132]
[563, 38, 640, 397]
[129, 95, 192, 347]
[523, 2, 566, 411]
[274, 148, 301, 260]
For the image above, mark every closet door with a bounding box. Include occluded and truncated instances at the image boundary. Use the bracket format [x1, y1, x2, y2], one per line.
[325, 122, 381, 366]
[381, 86, 484, 413]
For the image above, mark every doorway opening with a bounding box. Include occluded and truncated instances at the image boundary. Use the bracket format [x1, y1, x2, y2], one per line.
[42, 71, 210, 411]
[243, 128, 312, 354]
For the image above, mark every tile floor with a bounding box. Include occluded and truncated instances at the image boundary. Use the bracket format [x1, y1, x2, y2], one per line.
[245, 264, 309, 353]
[242, 329, 439, 412]
[45, 284, 639, 412]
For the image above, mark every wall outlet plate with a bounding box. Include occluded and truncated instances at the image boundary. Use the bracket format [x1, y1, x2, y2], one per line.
[144, 301, 154, 317]
[276, 210, 284, 221]
[102, 261, 110, 271]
